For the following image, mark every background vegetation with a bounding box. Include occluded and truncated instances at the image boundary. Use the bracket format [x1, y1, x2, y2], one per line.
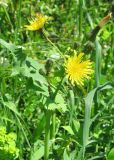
[0, 0, 114, 160]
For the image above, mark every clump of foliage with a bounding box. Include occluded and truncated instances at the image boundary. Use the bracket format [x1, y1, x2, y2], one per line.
[0, 126, 19, 160]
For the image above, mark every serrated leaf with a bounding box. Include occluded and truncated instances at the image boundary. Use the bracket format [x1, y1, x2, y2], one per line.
[55, 93, 65, 104]
[48, 93, 67, 112]
[21, 57, 47, 85]
[55, 93, 67, 112]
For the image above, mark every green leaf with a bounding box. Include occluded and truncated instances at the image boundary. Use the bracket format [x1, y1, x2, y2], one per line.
[72, 119, 80, 132]
[48, 93, 67, 112]
[102, 28, 111, 40]
[63, 149, 71, 160]
[0, 38, 17, 52]
[107, 148, 114, 160]
[62, 125, 74, 135]
[3, 101, 21, 117]
[55, 93, 67, 112]
[82, 82, 114, 157]
[21, 57, 47, 85]
[48, 103, 57, 110]
[33, 115, 46, 141]
[30, 146, 44, 160]
[55, 93, 65, 104]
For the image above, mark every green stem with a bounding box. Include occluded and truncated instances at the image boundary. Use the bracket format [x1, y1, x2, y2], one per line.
[44, 109, 51, 160]
[3, 6, 13, 30]
[42, 28, 63, 58]
[94, 39, 101, 114]
[14, 0, 22, 43]
[52, 111, 55, 139]
[69, 90, 75, 125]
[18, 0, 22, 28]
[111, 22, 114, 56]
[79, 0, 83, 39]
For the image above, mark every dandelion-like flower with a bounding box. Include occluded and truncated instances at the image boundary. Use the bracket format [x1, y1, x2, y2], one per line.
[65, 52, 93, 86]
[25, 13, 47, 31]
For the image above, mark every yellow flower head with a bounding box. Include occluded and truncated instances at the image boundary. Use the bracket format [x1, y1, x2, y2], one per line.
[65, 52, 93, 86]
[25, 13, 48, 31]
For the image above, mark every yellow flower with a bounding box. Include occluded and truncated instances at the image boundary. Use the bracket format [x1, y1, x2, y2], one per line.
[25, 13, 47, 31]
[65, 52, 93, 86]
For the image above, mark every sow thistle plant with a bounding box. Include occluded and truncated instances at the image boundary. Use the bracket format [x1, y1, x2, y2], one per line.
[24, 12, 94, 159]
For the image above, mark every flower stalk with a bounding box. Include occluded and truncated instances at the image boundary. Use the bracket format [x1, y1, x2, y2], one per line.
[79, 0, 83, 39]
